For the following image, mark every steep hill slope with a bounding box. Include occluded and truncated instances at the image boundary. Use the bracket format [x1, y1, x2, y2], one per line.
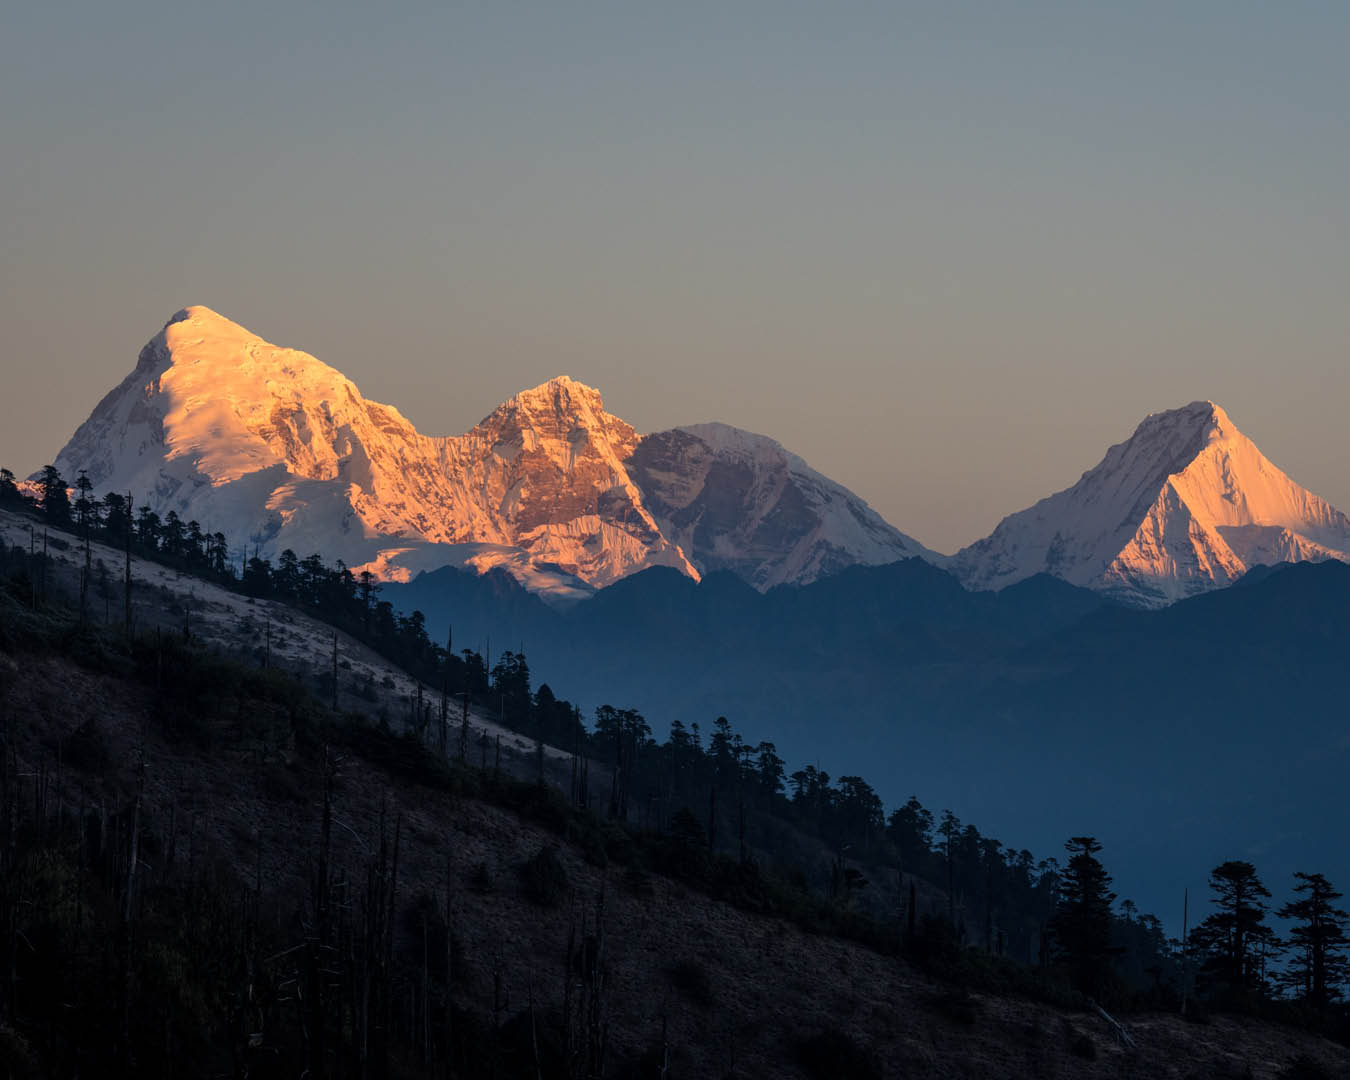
[0, 507, 550, 762]
[1, 605, 1346, 1078]
[384, 555, 1350, 937]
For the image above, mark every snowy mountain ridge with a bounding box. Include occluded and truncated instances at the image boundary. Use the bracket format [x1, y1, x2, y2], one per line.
[46, 306, 927, 600]
[950, 400, 1350, 607]
[628, 422, 939, 590]
[42, 306, 1350, 607]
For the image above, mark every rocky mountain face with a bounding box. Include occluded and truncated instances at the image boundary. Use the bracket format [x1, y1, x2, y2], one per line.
[627, 422, 936, 590]
[47, 306, 923, 600]
[950, 400, 1350, 607]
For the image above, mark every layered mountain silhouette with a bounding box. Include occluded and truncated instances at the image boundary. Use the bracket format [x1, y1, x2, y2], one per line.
[383, 556, 1350, 927]
[44, 306, 1350, 607]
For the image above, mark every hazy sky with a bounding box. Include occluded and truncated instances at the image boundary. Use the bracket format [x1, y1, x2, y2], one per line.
[3, 1, 1348, 553]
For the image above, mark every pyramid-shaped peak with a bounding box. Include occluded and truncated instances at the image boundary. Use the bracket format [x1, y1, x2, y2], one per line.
[953, 396, 1350, 605]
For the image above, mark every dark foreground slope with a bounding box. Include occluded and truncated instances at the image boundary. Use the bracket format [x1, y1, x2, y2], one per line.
[0, 596, 1347, 1078]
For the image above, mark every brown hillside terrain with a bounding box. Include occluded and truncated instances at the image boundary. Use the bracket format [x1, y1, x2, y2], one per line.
[1, 642, 1347, 1079]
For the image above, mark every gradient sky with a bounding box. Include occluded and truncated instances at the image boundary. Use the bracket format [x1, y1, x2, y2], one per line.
[3, 1, 1348, 554]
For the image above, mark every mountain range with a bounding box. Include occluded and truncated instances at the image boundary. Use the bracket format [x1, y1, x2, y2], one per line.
[48, 306, 931, 602]
[21, 302, 1350, 948]
[41, 305, 1350, 608]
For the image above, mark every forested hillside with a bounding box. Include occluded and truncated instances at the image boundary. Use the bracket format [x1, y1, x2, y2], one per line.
[2, 466, 1349, 1078]
[2, 552, 1349, 1077]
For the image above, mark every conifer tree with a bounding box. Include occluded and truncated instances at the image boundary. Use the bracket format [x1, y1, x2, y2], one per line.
[1277, 872, 1349, 1007]
[38, 464, 71, 527]
[888, 796, 934, 879]
[1191, 860, 1274, 999]
[0, 467, 21, 506]
[72, 470, 97, 534]
[1048, 836, 1119, 997]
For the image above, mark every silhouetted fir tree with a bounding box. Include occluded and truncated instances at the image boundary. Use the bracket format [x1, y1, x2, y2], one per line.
[100, 491, 129, 546]
[38, 464, 71, 527]
[135, 504, 160, 547]
[491, 649, 533, 726]
[836, 775, 884, 858]
[1048, 836, 1120, 998]
[888, 796, 934, 880]
[980, 836, 1003, 952]
[1191, 860, 1274, 1001]
[1277, 872, 1349, 1007]
[72, 470, 98, 534]
[0, 467, 22, 506]
[937, 810, 961, 925]
[754, 741, 785, 807]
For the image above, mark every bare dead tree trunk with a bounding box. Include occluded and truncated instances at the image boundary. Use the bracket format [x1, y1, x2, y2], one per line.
[459, 692, 469, 762]
[119, 746, 146, 1066]
[443, 850, 454, 1079]
[707, 787, 717, 852]
[422, 911, 431, 1067]
[440, 627, 451, 756]
[307, 744, 335, 1080]
[529, 978, 543, 1080]
[737, 798, 746, 866]
[79, 520, 91, 626]
[124, 493, 133, 635]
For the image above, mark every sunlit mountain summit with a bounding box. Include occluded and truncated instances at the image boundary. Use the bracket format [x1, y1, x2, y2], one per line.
[48, 306, 932, 602]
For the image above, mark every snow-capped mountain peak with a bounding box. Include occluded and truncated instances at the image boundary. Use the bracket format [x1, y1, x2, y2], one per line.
[952, 400, 1350, 606]
[626, 421, 937, 590]
[56, 304, 378, 492]
[45, 308, 928, 601]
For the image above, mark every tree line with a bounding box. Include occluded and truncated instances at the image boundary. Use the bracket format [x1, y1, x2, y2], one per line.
[1051, 835, 1347, 1019]
[0, 465, 498, 696]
